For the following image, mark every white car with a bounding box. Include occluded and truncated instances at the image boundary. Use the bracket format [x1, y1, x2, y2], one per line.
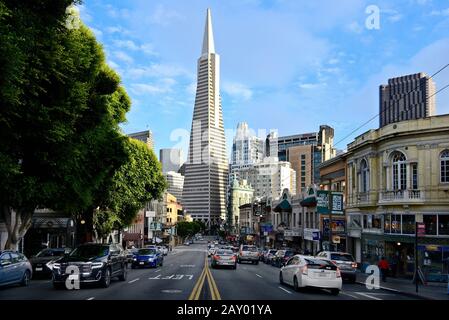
[279, 255, 342, 295]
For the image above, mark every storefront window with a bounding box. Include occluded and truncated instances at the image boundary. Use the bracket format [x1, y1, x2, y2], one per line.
[391, 214, 401, 234]
[439, 215, 449, 235]
[424, 215, 437, 235]
[384, 214, 391, 233]
[402, 215, 415, 234]
[363, 214, 382, 230]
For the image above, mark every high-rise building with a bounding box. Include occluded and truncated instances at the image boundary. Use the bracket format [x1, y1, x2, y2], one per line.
[379, 72, 436, 128]
[182, 9, 228, 227]
[277, 132, 318, 161]
[163, 171, 184, 204]
[265, 131, 279, 159]
[160, 148, 183, 173]
[232, 122, 264, 166]
[128, 130, 154, 150]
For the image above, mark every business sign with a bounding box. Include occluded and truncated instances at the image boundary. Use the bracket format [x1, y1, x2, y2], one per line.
[260, 224, 273, 233]
[304, 228, 320, 241]
[317, 191, 344, 215]
[323, 219, 346, 234]
[150, 222, 162, 231]
[284, 229, 302, 237]
[146, 211, 156, 218]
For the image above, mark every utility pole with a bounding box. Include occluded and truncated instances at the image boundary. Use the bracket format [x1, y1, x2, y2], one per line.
[328, 179, 333, 251]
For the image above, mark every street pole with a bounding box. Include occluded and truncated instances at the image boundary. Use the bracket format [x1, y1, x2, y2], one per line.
[328, 179, 333, 252]
[415, 221, 418, 293]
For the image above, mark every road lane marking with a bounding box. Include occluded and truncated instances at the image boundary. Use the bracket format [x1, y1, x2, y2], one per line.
[86, 297, 95, 300]
[340, 291, 360, 299]
[189, 267, 207, 300]
[154, 269, 161, 273]
[205, 264, 221, 300]
[278, 286, 292, 294]
[181, 265, 196, 267]
[255, 274, 263, 278]
[355, 292, 383, 300]
[128, 278, 139, 284]
[161, 289, 183, 293]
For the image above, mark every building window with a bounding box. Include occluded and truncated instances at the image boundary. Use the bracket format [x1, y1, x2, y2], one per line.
[363, 214, 382, 230]
[411, 163, 418, 190]
[424, 214, 437, 235]
[439, 215, 449, 235]
[402, 215, 415, 234]
[391, 151, 407, 190]
[360, 159, 369, 192]
[391, 214, 401, 234]
[441, 150, 449, 183]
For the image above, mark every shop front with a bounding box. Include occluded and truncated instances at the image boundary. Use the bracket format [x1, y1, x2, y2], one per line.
[303, 228, 320, 255]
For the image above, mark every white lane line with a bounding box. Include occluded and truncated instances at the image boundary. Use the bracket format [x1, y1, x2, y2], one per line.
[355, 292, 383, 300]
[86, 297, 95, 300]
[278, 286, 292, 294]
[255, 274, 263, 278]
[154, 269, 161, 273]
[128, 278, 139, 284]
[340, 291, 360, 299]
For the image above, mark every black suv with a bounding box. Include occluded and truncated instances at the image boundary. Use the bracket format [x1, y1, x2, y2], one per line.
[52, 243, 127, 289]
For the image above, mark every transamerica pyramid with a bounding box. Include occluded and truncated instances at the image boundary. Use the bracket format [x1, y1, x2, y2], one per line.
[182, 9, 228, 228]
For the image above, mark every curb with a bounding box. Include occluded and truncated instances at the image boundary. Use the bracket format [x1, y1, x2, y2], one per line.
[355, 280, 437, 300]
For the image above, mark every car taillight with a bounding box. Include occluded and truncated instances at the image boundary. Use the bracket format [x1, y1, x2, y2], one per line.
[302, 265, 308, 275]
[214, 255, 221, 260]
[336, 268, 341, 278]
[231, 255, 237, 261]
[352, 262, 358, 268]
[331, 260, 337, 265]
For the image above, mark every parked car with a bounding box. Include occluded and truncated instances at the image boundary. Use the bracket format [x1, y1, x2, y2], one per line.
[131, 248, 163, 268]
[316, 251, 358, 283]
[279, 255, 342, 295]
[29, 248, 70, 278]
[210, 249, 237, 269]
[52, 243, 127, 289]
[263, 249, 278, 264]
[0, 250, 33, 287]
[238, 245, 259, 264]
[272, 249, 296, 268]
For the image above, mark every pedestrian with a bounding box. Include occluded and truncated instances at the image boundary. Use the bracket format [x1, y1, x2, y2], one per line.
[378, 256, 390, 282]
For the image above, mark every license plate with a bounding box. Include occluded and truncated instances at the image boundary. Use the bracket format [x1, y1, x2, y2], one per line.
[35, 267, 43, 271]
[318, 272, 328, 277]
[139, 262, 144, 265]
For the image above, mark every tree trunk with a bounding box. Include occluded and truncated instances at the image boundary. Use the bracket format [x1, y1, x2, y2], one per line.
[1, 206, 34, 251]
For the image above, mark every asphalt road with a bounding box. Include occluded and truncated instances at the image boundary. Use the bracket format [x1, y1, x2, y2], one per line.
[0, 240, 419, 301]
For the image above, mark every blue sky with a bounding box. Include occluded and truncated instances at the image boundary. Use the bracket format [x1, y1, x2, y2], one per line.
[78, 0, 449, 160]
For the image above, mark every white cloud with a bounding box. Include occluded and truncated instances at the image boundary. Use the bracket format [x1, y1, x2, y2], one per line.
[130, 78, 176, 95]
[430, 8, 449, 16]
[150, 4, 183, 26]
[125, 64, 189, 80]
[113, 51, 133, 64]
[298, 83, 326, 90]
[222, 82, 253, 101]
[346, 21, 364, 34]
[328, 58, 339, 65]
[113, 39, 139, 51]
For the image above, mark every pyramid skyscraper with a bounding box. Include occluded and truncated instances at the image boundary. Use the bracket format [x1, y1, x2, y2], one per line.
[182, 9, 228, 227]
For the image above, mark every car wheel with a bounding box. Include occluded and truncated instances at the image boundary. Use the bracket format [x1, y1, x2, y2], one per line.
[118, 265, 127, 281]
[100, 268, 111, 288]
[279, 272, 284, 285]
[331, 289, 340, 296]
[20, 270, 31, 286]
[293, 276, 300, 292]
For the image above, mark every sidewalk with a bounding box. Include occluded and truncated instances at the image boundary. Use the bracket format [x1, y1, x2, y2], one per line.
[356, 272, 449, 300]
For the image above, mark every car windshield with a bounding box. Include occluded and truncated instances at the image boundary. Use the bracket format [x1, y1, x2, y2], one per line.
[242, 246, 257, 252]
[305, 258, 333, 266]
[138, 249, 156, 255]
[36, 249, 64, 257]
[69, 245, 109, 259]
[331, 253, 354, 262]
[216, 250, 233, 255]
[276, 250, 286, 256]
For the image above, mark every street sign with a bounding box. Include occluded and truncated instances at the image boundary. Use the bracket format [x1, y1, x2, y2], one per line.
[417, 223, 425, 236]
[317, 191, 344, 215]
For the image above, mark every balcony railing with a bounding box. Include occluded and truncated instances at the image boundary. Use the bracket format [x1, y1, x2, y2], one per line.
[379, 190, 424, 203]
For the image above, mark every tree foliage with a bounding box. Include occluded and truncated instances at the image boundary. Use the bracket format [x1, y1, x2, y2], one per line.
[0, 0, 135, 249]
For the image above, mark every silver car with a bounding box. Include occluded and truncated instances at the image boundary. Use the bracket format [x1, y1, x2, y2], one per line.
[238, 245, 259, 265]
[0, 250, 33, 287]
[316, 251, 357, 283]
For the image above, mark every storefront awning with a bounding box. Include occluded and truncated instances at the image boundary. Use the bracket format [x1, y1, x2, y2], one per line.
[300, 197, 317, 207]
[273, 199, 292, 212]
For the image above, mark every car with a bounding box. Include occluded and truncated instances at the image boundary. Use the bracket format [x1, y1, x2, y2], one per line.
[210, 249, 237, 269]
[52, 243, 127, 289]
[124, 248, 138, 264]
[272, 249, 296, 268]
[0, 250, 33, 287]
[184, 240, 190, 246]
[29, 248, 70, 278]
[238, 245, 259, 264]
[279, 255, 342, 295]
[316, 251, 358, 283]
[263, 249, 278, 264]
[131, 248, 163, 268]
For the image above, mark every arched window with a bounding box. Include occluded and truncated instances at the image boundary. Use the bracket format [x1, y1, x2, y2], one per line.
[391, 151, 407, 190]
[441, 150, 449, 183]
[360, 159, 369, 192]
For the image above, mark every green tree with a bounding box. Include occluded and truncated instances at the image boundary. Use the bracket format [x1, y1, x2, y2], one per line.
[176, 221, 193, 239]
[0, 0, 130, 249]
[93, 138, 167, 241]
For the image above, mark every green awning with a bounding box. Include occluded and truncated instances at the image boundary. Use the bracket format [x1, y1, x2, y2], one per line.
[274, 199, 292, 212]
[300, 196, 317, 207]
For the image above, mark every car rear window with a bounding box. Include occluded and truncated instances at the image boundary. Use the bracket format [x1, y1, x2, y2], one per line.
[242, 246, 257, 252]
[330, 253, 354, 261]
[305, 258, 337, 270]
[216, 250, 233, 255]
